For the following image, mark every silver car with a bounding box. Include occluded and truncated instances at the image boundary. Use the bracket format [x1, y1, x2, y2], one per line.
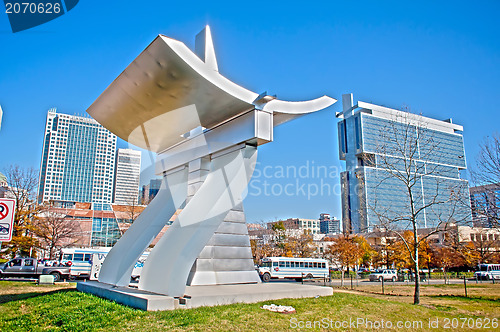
[369, 269, 397, 282]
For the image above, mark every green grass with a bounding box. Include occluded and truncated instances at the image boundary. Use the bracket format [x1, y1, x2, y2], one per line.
[0, 282, 499, 331]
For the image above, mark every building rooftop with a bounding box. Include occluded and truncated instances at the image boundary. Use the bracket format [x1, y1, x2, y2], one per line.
[336, 95, 463, 134]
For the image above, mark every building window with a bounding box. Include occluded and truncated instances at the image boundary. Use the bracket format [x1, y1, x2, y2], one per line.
[340, 121, 348, 154]
[355, 116, 361, 150]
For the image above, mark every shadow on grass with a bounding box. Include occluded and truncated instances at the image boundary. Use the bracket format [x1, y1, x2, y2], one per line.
[0, 288, 77, 305]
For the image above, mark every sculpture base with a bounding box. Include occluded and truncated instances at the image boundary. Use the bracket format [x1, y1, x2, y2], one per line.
[77, 281, 333, 311]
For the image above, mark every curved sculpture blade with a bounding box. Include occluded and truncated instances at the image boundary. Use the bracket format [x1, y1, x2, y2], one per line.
[98, 168, 188, 286]
[138, 145, 257, 296]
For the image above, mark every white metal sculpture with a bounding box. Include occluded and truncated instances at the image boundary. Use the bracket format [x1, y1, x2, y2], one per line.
[87, 26, 336, 297]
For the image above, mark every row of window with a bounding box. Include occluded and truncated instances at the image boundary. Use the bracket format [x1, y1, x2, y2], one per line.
[277, 261, 327, 269]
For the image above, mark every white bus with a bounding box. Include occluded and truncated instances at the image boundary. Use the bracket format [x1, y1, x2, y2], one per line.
[258, 257, 329, 282]
[474, 264, 500, 280]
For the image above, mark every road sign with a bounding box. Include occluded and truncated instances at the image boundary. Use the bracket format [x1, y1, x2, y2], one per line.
[0, 198, 16, 242]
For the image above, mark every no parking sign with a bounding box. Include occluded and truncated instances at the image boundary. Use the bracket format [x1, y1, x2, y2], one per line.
[0, 198, 16, 242]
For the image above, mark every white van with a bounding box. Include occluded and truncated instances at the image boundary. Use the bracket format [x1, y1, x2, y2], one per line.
[88, 250, 150, 281]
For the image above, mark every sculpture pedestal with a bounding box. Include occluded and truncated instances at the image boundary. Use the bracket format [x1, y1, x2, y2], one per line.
[77, 280, 333, 311]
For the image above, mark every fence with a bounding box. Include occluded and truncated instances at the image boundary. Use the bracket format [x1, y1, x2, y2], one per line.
[322, 273, 499, 298]
[329, 271, 475, 280]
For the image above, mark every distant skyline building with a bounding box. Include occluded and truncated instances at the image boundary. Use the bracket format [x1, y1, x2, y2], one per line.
[337, 94, 471, 233]
[0, 171, 13, 199]
[267, 218, 320, 235]
[113, 148, 141, 205]
[38, 109, 117, 204]
[0, 172, 6, 187]
[141, 178, 162, 203]
[319, 213, 341, 234]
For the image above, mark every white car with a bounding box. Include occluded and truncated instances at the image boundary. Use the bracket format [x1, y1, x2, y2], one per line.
[369, 269, 397, 282]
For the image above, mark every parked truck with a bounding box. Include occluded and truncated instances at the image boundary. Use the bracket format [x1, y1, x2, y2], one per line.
[0, 257, 71, 281]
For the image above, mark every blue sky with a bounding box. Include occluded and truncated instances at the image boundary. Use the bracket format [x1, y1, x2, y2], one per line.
[0, 1, 498, 223]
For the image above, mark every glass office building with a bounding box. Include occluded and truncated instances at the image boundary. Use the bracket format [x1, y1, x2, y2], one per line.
[38, 109, 117, 204]
[319, 213, 341, 234]
[337, 94, 471, 233]
[90, 203, 122, 247]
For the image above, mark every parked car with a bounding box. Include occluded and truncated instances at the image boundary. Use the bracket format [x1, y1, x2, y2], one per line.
[0, 257, 71, 281]
[369, 269, 397, 282]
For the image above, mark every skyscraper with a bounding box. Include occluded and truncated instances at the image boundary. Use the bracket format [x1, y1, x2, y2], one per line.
[38, 109, 117, 204]
[337, 94, 471, 233]
[319, 213, 341, 234]
[113, 148, 141, 205]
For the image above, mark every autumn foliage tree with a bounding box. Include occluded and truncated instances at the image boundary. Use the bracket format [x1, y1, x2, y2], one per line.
[327, 233, 364, 285]
[353, 235, 376, 267]
[2, 165, 39, 257]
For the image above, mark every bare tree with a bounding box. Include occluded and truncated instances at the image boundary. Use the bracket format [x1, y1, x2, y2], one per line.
[470, 134, 500, 227]
[366, 109, 470, 304]
[32, 201, 82, 259]
[125, 196, 142, 222]
[469, 229, 500, 264]
[2, 165, 39, 256]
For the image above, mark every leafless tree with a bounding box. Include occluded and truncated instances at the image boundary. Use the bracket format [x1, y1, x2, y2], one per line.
[125, 196, 142, 222]
[366, 108, 470, 304]
[2, 165, 38, 225]
[469, 229, 500, 264]
[470, 134, 500, 227]
[32, 201, 82, 259]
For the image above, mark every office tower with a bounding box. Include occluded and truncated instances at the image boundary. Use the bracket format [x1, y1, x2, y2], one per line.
[113, 148, 141, 205]
[38, 109, 117, 204]
[319, 213, 341, 234]
[337, 94, 471, 233]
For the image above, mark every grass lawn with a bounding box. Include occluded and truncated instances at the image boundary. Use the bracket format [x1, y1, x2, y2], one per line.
[0, 281, 499, 331]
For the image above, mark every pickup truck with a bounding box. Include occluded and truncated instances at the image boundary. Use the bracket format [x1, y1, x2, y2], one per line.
[369, 269, 398, 282]
[0, 257, 71, 281]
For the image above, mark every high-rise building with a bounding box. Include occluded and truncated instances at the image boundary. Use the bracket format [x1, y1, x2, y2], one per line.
[319, 213, 341, 234]
[113, 148, 141, 205]
[337, 94, 471, 233]
[38, 109, 117, 204]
